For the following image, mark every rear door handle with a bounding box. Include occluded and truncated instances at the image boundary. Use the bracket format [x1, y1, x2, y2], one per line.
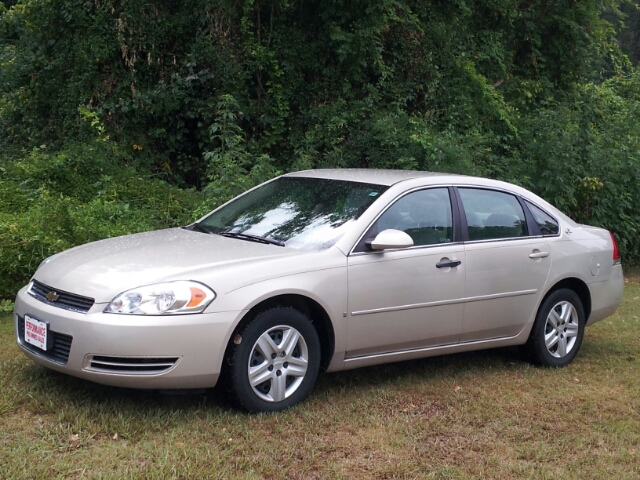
[529, 251, 549, 259]
[436, 260, 461, 268]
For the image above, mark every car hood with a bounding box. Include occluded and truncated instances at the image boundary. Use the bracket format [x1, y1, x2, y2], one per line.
[34, 228, 301, 303]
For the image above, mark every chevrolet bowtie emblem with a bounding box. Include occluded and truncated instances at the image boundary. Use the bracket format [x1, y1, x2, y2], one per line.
[45, 291, 59, 302]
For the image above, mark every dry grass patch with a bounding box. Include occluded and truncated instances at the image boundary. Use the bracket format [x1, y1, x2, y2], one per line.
[1, 271, 639, 478]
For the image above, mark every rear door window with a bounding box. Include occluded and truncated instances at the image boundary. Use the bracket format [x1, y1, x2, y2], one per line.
[458, 188, 527, 241]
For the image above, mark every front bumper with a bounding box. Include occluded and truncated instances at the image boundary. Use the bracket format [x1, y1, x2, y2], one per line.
[14, 286, 242, 389]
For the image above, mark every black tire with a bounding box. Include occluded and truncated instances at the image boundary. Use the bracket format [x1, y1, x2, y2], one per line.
[525, 288, 585, 367]
[227, 307, 321, 413]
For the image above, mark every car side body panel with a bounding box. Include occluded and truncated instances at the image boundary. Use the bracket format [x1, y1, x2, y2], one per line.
[211, 247, 349, 373]
[461, 238, 551, 342]
[346, 244, 466, 357]
[542, 225, 622, 326]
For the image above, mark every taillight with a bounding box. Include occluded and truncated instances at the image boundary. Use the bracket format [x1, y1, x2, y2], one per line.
[610, 232, 621, 265]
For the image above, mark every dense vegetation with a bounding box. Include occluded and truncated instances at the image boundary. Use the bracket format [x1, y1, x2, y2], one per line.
[1, 0, 640, 299]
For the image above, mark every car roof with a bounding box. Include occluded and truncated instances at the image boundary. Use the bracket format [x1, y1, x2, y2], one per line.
[285, 169, 459, 186]
[284, 169, 572, 225]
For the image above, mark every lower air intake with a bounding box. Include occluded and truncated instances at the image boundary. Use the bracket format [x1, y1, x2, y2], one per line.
[17, 316, 72, 365]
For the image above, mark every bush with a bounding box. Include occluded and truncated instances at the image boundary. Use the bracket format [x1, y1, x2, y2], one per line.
[515, 72, 640, 262]
[0, 141, 206, 299]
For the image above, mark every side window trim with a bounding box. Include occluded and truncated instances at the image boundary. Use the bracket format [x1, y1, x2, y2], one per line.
[451, 187, 469, 242]
[447, 187, 467, 243]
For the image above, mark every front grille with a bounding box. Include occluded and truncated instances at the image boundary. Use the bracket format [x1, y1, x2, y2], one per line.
[17, 316, 73, 364]
[28, 280, 95, 313]
[88, 356, 179, 375]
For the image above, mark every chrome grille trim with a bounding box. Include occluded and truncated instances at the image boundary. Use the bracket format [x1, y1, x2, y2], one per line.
[87, 356, 180, 375]
[28, 280, 95, 313]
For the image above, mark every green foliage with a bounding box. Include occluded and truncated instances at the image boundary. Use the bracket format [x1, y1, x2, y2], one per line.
[0, 0, 628, 170]
[0, 299, 14, 313]
[78, 106, 110, 142]
[203, 94, 279, 205]
[0, 141, 205, 299]
[514, 71, 640, 261]
[611, 1, 640, 65]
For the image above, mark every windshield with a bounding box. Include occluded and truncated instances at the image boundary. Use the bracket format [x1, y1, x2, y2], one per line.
[198, 176, 388, 250]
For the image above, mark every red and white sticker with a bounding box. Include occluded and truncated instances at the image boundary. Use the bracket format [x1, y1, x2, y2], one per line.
[24, 315, 47, 351]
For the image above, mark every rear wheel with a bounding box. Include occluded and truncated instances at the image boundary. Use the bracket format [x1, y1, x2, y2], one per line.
[526, 288, 585, 367]
[228, 307, 320, 413]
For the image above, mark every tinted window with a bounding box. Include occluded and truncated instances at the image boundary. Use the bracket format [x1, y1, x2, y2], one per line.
[199, 177, 387, 250]
[369, 188, 453, 247]
[459, 188, 527, 240]
[526, 201, 559, 235]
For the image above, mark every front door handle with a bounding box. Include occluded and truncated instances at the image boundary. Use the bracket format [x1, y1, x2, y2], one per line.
[436, 260, 461, 269]
[529, 251, 550, 259]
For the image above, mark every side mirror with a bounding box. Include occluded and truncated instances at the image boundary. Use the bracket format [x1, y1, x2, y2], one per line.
[367, 229, 414, 251]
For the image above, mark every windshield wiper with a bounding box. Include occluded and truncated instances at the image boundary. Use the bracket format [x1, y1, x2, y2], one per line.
[218, 231, 285, 247]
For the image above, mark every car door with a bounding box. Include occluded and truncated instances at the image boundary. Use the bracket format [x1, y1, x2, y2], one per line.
[346, 187, 466, 358]
[457, 187, 551, 342]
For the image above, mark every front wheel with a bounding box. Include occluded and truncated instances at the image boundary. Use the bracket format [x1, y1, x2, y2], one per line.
[525, 288, 585, 367]
[227, 307, 321, 413]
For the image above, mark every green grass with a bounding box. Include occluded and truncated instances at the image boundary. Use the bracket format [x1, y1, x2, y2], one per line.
[1, 272, 639, 479]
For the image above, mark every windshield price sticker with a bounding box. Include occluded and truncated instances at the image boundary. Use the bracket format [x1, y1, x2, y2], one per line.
[24, 315, 48, 351]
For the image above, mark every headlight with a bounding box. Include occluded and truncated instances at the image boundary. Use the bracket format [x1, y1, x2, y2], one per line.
[105, 281, 216, 315]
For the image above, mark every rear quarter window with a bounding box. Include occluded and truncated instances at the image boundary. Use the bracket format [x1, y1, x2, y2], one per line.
[526, 201, 559, 235]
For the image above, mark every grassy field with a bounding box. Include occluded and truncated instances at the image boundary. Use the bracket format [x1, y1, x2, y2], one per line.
[1, 274, 639, 479]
